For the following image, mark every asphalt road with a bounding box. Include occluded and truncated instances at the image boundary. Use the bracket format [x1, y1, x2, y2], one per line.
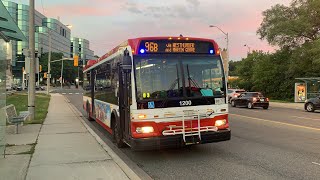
[65, 94, 320, 180]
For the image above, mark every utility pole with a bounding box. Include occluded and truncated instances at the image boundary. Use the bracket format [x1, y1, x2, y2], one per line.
[209, 25, 229, 79]
[28, 0, 35, 120]
[47, 30, 51, 95]
[226, 33, 229, 79]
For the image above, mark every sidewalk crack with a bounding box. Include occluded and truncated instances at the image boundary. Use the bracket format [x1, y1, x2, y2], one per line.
[61, 159, 113, 165]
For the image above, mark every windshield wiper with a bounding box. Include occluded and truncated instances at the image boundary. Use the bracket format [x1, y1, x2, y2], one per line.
[161, 64, 180, 107]
[186, 64, 211, 105]
[186, 64, 201, 89]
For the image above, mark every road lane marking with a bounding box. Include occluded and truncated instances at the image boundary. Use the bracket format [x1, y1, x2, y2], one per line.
[62, 93, 66, 94]
[69, 93, 73, 94]
[291, 116, 320, 121]
[75, 93, 80, 95]
[230, 113, 320, 132]
[312, 162, 320, 166]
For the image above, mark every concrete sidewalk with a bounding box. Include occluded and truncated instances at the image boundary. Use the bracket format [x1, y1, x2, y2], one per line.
[26, 94, 139, 180]
[270, 102, 304, 110]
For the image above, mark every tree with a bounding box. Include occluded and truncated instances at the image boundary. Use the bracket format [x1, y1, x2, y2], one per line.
[39, 52, 78, 83]
[229, 50, 294, 100]
[228, 60, 242, 76]
[257, 0, 320, 48]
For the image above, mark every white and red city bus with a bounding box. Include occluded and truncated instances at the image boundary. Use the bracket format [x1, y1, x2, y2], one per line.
[83, 36, 230, 150]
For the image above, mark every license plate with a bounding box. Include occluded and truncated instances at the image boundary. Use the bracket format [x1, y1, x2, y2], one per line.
[260, 99, 264, 102]
[215, 98, 225, 105]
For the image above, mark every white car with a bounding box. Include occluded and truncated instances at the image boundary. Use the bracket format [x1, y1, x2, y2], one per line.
[227, 89, 245, 103]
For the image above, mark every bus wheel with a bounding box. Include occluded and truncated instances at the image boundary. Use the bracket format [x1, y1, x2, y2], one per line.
[113, 117, 125, 148]
[87, 103, 94, 121]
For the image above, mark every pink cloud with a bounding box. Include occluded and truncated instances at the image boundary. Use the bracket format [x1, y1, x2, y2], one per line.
[41, 0, 125, 17]
[44, 6, 115, 17]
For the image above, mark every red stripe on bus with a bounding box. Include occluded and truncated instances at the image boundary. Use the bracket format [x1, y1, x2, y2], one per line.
[131, 114, 229, 138]
[95, 118, 113, 134]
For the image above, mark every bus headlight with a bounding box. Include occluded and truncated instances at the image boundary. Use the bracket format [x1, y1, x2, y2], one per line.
[215, 120, 226, 127]
[136, 126, 154, 133]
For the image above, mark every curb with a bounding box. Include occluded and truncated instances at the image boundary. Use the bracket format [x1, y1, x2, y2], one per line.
[64, 96, 144, 180]
[270, 103, 304, 110]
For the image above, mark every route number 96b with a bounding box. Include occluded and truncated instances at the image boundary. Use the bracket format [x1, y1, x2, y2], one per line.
[145, 42, 159, 52]
[179, 100, 192, 106]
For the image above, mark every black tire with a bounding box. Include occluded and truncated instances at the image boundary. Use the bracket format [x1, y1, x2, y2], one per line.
[263, 106, 269, 109]
[231, 100, 236, 107]
[306, 103, 315, 112]
[87, 103, 94, 121]
[113, 116, 126, 148]
[247, 102, 254, 109]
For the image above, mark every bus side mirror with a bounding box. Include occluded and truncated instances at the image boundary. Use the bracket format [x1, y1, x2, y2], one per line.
[122, 49, 132, 73]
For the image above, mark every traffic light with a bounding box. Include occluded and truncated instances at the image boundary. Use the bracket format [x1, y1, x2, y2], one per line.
[44, 72, 47, 78]
[39, 65, 42, 72]
[74, 55, 79, 67]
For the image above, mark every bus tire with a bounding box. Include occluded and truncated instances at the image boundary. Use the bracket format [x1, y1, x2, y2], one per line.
[113, 115, 125, 148]
[86, 103, 94, 121]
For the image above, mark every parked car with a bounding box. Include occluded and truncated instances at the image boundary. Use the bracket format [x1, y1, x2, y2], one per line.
[35, 86, 45, 91]
[16, 86, 23, 91]
[230, 92, 269, 109]
[304, 96, 320, 112]
[227, 89, 245, 103]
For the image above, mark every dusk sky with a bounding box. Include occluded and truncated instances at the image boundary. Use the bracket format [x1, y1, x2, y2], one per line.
[12, 0, 291, 60]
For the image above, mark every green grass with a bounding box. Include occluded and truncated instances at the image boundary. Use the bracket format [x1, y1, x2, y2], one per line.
[6, 93, 51, 124]
[16, 143, 36, 155]
[5, 143, 36, 155]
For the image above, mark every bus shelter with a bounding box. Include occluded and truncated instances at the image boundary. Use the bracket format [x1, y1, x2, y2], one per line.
[295, 77, 320, 102]
[0, 1, 26, 158]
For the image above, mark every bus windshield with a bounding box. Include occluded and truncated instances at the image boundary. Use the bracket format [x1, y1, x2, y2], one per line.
[134, 55, 226, 108]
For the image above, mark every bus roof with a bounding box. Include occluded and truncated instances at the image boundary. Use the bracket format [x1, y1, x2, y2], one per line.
[83, 59, 97, 71]
[84, 36, 221, 71]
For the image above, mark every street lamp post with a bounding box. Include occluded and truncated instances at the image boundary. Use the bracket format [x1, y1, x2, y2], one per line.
[46, 30, 51, 95]
[209, 25, 229, 78]
[45, 24, 72, 93]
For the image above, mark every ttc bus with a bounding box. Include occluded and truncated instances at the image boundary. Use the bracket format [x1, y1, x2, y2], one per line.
[83, 36, 230, 150]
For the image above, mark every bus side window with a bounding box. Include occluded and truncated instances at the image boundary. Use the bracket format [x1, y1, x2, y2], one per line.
[84, 72, 91, 96]
[106, 59, 119, 105]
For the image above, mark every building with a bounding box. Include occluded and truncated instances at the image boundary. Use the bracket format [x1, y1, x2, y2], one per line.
[71, 37, 95, 65]
[3, 0, 71, 83]
[2, 0, 95, 84]
[0, 0, 26, 158]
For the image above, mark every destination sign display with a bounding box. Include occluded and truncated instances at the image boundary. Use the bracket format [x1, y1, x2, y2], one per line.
[138, 40, 215, 54]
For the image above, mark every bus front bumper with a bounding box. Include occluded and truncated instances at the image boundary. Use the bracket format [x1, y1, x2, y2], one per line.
[130, 129, 231, 151]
